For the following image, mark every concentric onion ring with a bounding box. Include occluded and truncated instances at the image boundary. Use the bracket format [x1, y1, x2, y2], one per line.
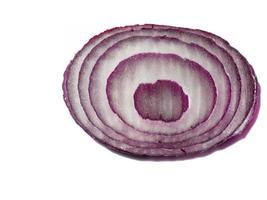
[106, 53, 216, 134]
[63, 24, 260, 158]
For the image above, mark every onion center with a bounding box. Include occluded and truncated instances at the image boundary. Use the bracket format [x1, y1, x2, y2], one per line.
[134, 80, 189, 122]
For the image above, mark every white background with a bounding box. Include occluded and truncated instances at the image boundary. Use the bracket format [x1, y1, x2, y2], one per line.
[0, 0, 266, 199]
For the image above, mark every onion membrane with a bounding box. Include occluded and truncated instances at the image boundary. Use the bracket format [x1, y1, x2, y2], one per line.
[63, 24, 260, 159]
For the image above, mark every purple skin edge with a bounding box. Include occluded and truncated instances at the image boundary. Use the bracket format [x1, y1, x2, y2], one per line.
[62, 24, 260, 161]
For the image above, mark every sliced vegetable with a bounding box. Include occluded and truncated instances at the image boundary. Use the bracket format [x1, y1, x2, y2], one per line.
[63, 24, 260, 158]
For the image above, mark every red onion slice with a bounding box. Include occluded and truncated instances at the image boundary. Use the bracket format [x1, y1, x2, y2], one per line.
[63, 24, 260, 158]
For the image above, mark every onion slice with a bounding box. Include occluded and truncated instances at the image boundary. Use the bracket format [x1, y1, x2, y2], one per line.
[63, 24, 260, 158]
